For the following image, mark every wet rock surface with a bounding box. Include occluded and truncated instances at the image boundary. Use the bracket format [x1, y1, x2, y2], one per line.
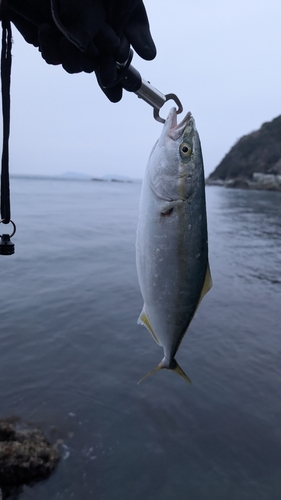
[0, 419, 60, 499]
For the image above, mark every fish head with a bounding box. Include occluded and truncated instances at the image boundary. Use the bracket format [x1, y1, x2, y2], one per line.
[148, 108, 204, 201]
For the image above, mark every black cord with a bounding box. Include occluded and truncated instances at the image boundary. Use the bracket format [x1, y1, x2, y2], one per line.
[1, 19, 12, 224]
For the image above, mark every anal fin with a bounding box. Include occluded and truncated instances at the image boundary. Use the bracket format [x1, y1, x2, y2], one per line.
[138, 306, 162, 346]
[196, 260, 212, 310]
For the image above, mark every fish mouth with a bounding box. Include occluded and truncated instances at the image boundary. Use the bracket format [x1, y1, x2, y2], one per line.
[167, 108, 193, 141]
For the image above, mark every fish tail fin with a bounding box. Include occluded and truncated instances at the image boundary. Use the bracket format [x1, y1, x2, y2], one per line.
[173, 361, 193, 385]
[137, 362, 163, 384]
[137, 358, 192, 385]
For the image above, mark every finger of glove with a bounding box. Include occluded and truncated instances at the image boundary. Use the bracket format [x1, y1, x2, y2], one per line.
[95, 62, 122, 102]
[97, 53, 117, 88]
[39, 26, 97, 72]
[38, 23, 62, 65]
[98, 82, 123, 103]
[87, 40, 99, 59]
[79, 53, 98, 73]
[93, 23, 120, 55]
[115, 35, 130, 64]
[125, 2, 156, 60]
[59, 37, 83, 73]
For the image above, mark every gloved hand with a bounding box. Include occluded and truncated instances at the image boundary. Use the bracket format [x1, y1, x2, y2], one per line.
[0, 0, 156, 102]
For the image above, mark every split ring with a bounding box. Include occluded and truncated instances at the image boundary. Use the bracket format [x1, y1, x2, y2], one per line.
[0, 219, 16, 237]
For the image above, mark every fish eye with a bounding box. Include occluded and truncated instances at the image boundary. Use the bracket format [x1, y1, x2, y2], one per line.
[180, 142, 192, 158]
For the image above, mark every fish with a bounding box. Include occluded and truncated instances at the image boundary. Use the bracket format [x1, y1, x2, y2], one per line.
[136, 107, 212, 383]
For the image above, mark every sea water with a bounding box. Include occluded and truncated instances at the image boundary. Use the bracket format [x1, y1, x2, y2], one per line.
[1, 177, 281, 499]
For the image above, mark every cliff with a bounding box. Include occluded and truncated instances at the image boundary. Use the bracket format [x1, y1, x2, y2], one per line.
[207, 115, 281, 191]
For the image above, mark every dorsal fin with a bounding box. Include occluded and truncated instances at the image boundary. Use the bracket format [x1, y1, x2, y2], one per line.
[137, 306, 162, 346]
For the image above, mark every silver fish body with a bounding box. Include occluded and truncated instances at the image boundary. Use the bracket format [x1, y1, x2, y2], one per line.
[136, 108, 212, 382]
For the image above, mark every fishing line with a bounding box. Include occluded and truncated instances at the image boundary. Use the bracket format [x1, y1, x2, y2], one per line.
[0, 18, 15, 255]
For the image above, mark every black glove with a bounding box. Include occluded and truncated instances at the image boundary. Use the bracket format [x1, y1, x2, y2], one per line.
[0, 0, 156, 102]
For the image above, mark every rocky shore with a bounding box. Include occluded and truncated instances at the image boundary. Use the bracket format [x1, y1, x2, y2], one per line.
[0, 419, 60, 499]
[207, 114, 281, 191]
[206, 172, 281, 191]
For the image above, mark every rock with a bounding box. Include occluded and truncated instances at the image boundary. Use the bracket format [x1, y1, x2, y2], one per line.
[252, 173, 280, 190]
[0, 419, 60, 498]
[205, 178, 225, 186]
[225, 178, 250, 189]
[207, 114, 281, 190]
[269, 158, 281, 175]
[0, 423, 16, 443]
[206, 172, 281, 191]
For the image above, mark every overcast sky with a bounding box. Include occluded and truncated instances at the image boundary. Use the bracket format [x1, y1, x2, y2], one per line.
[7, 0, 281, 179]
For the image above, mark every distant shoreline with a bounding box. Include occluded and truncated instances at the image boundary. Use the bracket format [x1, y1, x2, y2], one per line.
[206, 173, 281, 192]
[10, 174, 142, 183]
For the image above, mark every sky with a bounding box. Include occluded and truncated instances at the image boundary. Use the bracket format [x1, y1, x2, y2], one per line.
[6, 0, 281, 179]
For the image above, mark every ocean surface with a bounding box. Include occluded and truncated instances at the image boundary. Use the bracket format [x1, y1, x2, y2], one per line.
[1, 177, 281, 499]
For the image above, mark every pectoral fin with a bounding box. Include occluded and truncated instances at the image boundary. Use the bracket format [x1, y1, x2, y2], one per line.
[138, 306, 162, 346]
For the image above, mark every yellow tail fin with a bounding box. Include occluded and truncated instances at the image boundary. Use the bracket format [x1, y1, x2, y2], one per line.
[174, 362, 193, 384]
[138, 359, 192, 385]
[137, 363, 163, 384]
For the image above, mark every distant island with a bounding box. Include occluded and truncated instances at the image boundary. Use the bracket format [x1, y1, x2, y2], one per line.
[61, 172, 140, 183]
[10, 173, 140, 183]
[92, 174, 133, 183]
[206, 114, 281, 191]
